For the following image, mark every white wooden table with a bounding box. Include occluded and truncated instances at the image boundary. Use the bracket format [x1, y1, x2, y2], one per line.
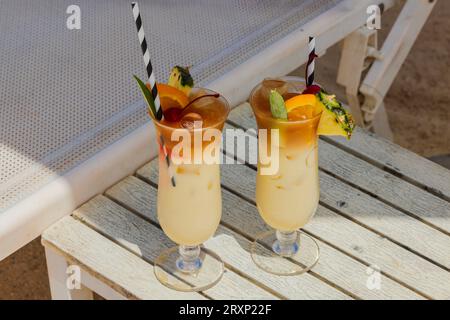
[42, 103, 450, 300]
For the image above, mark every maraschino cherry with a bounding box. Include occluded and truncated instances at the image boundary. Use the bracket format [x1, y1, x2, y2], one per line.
[163, 107, 183, 122]
[163, 93, 220, 122]
[302, 85, 321, 95]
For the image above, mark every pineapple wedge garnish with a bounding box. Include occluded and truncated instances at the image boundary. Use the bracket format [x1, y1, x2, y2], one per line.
[269, 85, 355, 139]
[316, 90, 355, 139]
[168, 66, 194, 96]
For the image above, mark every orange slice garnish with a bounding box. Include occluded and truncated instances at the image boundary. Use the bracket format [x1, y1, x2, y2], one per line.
[146, 83, 189, 111]
[285, 94, 317, 113]
[288, 106, 316, 121]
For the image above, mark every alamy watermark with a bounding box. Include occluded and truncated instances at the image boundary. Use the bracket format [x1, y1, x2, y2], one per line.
[66, 265, 81, 290]
[366, 265, 382, 291]
[367, 5, 382, 30]
[164, 124, 282, 175]
[66, 5, 81, 30]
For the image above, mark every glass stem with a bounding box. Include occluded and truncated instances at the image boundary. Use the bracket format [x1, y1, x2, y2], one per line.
[273, 230, 299, 257]
[176, 245, 202, 274]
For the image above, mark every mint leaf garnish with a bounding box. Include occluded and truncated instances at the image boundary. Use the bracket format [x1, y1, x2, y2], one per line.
[133, 75, 157, 119]
[269, 90, 288, 120]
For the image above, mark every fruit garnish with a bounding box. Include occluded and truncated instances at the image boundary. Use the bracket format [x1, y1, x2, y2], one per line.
[302, 85, 322, 95]
[168, 66, 194, 95]
[133, 75, 159, 119]
[164, 93, 220, 123]
[287, 105, 317, 121]
[269, 90, 288, 120]
[285, 94, 317, 113]
[164, 107, 183, 122]
[316, 90, 355, 139]
[150, 83, 189, 110]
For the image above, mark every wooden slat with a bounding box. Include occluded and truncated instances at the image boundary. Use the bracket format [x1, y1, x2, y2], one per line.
[318, 171, 450, 270]
[326, 130, 450, 202]
[124, 174, 422, 300]
[41, 216, 204, 300]
[73, 195, 277, 300]
[106, 176, 351, 300]
[319, 142, 450, 235]
[228, 104, 450, 236]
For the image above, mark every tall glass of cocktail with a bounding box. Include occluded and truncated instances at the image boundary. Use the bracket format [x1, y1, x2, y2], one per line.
[152, 87, 230, 291]
[249, 76, 354, 275]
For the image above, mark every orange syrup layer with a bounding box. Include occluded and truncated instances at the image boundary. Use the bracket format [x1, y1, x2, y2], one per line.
[250, 84, 321, 150]
[153, 88, 229, 159]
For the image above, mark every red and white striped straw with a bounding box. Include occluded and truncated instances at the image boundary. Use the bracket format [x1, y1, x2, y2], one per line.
[306, 36, 316, 87]
[131, 2, 176, 187]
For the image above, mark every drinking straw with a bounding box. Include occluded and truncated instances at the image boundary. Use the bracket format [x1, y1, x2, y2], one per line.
[160, 135, 176, 187]
[131, 2, 176, 187]
[306, 36, 317, 87]
[131, 2, 163, 120]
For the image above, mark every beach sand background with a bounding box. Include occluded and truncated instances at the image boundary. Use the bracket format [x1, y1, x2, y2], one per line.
[1, 0, 449, 299]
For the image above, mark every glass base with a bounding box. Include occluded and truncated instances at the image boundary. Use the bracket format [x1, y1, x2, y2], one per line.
[154, 245, 224, 292]
[250, 230, 320, 276]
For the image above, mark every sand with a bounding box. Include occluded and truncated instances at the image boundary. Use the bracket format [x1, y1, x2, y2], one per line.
[1, 0, 449, 299]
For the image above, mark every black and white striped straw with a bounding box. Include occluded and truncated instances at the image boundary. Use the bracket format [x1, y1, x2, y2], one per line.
[160, 136, 176, 187]
[131, 2, 176, 187]
[131, 2, 163, 120]
[306, 36, 316, 87]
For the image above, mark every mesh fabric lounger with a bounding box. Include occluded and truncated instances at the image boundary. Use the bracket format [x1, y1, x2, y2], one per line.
[0, 0, 396, 260]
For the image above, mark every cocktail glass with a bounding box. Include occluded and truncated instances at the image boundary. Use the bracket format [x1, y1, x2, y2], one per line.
[249, 76, 321, 276]
[153, 89, 230, 291]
